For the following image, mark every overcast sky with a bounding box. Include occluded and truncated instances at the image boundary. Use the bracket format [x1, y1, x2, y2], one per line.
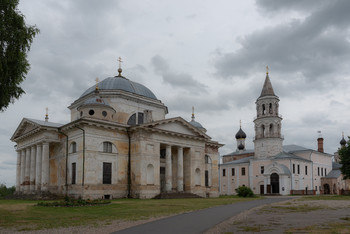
[1, 0, 350, 186]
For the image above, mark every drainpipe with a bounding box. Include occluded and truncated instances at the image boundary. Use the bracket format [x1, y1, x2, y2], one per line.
[126, 128, 131, 198]
[290, 159, 292, 194]
[75, 126, 85, 186]
[59, 130, 69, 196]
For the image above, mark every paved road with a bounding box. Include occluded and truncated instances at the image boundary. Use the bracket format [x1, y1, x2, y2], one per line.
[113, 197, 294, 234]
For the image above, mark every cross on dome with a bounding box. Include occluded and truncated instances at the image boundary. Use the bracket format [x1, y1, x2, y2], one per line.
[117, 57, 123, 76]
[95, 77, 99, 90]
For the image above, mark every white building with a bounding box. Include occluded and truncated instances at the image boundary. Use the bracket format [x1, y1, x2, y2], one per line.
[11, 65, 222, 199]
[220, 71, 333, 195]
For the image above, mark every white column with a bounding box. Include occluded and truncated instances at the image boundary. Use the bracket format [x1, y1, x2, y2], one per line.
[41, 142, 49, 191]
[20, 150, 26, 192]
[208, 164, 212, 187]
[16, 151, 21, 192]
[25, 147, 31, 193]
[177, 147, 184, 192]
[165, 145, 172, 192]
[35, 144, 42, 191]
[30, 146, 36, 192]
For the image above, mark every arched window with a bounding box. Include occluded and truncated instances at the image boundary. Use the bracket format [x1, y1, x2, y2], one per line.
[262, 125, 265, 137]
[269, 103, 273, 114]
[147, 164, 154, 185]
[103, 142, 113, 153]
[269, 124, 273, 136]
[195, 168, 201, 185]
[262, 104, 266, 115]
[127, 112, 144, 126]
[70, 142, 77, 153]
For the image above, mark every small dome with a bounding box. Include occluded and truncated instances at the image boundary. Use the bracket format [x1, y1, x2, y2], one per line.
[340, 137, 346, 146]
[80, 76, 157, 100]
[235, 127, 247, 139]
[189, 120, 204, 129]
[238, 143, 244, 150]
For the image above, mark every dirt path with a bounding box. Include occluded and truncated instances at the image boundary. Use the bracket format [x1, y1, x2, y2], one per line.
[206, 198, 350, 233]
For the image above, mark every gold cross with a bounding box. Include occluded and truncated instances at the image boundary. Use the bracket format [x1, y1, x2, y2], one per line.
[118, 57, 123, 69]
[46, 107, 48, 115]
[95, 77, 99, 90]
[266, 65, 269, 74]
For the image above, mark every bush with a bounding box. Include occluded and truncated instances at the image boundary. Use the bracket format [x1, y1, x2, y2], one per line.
[235, 186, 254, 197]
[0, 184, 15, 198]
[36, 197, 111, 207]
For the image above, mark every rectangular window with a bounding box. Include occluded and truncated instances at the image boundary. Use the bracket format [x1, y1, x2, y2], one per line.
[261, 166, 264, 174]
[103, 162, 112, 184]
[232, 168, 235, 176]
[305, 166, 308, 175]
[72, 163, 76, 184]
[318, 167, 320, 176]
[297, 165, 300, 174]
[205, 170, 209, 187]
[315, 186, 317, 191]
[293, 164, 295, 174]
[160, 149, 166, 159]
[242, 167, 246, 176]
[325, 168, 327, 175]
[222, 169, 226, 177]
[321, 168, 324, 176]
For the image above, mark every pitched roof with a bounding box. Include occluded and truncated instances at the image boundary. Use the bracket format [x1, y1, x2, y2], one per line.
[273, 151, 312, 162]
[221, 156, 254, 165]
[259, 74, 276, 97]
[325, 169, 341, 178]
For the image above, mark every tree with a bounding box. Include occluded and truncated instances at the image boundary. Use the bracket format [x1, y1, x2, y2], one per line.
[338, 137, 350, 179]
[0, 0, 39, 111]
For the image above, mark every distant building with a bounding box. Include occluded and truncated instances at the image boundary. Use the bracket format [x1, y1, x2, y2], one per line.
[11, 64, 222, 199]
[220, 70, 333, 195]
[321, 135, 350, 195]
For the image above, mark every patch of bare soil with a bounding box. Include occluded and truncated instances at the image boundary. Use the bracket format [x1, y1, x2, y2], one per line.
[206, 198, 350, 234]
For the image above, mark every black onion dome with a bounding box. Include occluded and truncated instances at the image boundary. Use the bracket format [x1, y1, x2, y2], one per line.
[340, 137, 346, 146]
[235, 127, 247, 139]
[238, 143, 245, 150]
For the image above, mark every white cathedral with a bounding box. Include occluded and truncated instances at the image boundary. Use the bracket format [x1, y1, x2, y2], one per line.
[11, 64, 222, 199]
[220, 70, 334, 195]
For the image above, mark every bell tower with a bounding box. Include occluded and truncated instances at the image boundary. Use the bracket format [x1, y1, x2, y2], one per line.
[254, 67, 283, 158]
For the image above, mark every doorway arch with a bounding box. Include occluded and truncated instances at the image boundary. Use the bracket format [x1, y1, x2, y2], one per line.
[270, 173, 279, 194]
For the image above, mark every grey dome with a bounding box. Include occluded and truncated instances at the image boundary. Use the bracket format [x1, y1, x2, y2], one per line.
[189, 120, 204, 129]
[81, 76, 157, 100]
[78, 95, 113, 110]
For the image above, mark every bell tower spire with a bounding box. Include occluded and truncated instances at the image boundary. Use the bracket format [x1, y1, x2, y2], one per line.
[254, 68, 283, 158]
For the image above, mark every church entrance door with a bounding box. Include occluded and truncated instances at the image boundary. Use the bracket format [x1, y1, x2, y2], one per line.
[260, 184, 264, 195]
[270, 173, 279, 194]
[324, 184, 330, 194]
[160, 167, 166, 192]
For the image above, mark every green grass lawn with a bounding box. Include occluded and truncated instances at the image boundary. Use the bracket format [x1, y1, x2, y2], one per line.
[0, 196, 258, 231]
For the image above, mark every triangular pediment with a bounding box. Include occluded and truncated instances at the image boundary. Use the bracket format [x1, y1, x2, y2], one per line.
[138, 117, 210, 139]
[11, 118, 62, 141]
[11, 119, 41, 141]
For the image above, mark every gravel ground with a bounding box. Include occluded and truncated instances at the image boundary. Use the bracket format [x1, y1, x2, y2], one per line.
[206, 198, 350, 234]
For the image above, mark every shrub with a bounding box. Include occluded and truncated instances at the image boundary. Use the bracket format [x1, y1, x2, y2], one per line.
[36, 197, 111, 207]
[0, 184, 15, 198]
[235, 186, 254, 197]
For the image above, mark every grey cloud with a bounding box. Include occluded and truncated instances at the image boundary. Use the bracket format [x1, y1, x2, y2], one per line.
[151, 55, 207, 94]
[214, 0, 350, 95]
[256, 0, 329, 13]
